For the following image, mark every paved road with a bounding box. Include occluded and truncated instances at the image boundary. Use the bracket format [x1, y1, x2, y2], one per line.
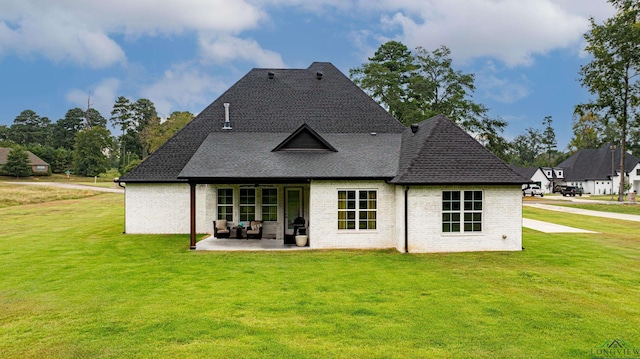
[6, 182, 124, 194]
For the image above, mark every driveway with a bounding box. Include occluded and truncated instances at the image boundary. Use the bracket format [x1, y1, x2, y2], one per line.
[5, 182, 124, 194]
[525, 203, 640, 222]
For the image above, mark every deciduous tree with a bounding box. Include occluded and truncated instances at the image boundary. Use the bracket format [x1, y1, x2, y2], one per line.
[351, 41, 508, 159]
[350, 41, 416, 125]
[577, 0, 640, 201]
[73, 127, 112, 177]
[568, 111, 602, 152]
[145, 111, 194, 153]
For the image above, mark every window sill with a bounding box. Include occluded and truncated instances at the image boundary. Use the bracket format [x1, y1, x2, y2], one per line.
[441, 232, 483, 236]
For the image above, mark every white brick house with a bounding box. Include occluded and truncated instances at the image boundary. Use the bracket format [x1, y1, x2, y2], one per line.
[558, 144, 640, 195]
[119, 63, 528, 253]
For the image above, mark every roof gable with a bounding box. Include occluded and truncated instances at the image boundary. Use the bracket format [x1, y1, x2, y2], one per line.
[272, 123, 337, 152]
[509, 165, 542, 180]
[391, 115, 528, 185]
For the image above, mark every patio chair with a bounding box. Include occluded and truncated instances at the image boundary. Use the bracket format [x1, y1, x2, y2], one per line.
[213, 220, 231, 238]
[246, 220, 263, 239]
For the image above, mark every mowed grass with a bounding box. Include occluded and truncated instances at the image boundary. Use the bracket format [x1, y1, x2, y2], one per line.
[0, 192, 639, 358]
[0, 183, 99, 208]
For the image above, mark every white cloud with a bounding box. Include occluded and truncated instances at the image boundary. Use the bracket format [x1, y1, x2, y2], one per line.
[139, 64, 228, 118]
[0, 0, 266, 67]
[380, 0, 590, 67]
[65, 78, 121, 119]
[199, 35, 286, 67]
[478, 74, 530, 104]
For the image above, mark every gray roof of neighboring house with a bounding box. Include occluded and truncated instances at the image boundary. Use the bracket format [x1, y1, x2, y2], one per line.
[390, 115, 528, 185]
[508, 165, 542, 180]
[0, 147, 49, 166]
[120, 62, 405, 183]
[559, 143, 640, 181]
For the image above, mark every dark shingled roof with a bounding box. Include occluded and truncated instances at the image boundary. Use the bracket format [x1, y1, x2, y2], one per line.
[508, 165, 542, 180]
[559, 143, 640, 181]
[120, 63, 523, 186]
[120, 62, 405, 183]
[178, 132, 401, 181]
[390, 115, 528, 185]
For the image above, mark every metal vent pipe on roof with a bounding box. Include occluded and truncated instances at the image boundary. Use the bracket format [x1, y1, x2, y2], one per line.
[222, 103, 232, 130]
[316, 71, 323, 80]
[410, 124, 419, 133]
[268, 71, 274, 79]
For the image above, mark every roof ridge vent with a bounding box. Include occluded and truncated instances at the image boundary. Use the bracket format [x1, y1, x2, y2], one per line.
[316, 71, 323, 80]
[222, 103, 232, 130]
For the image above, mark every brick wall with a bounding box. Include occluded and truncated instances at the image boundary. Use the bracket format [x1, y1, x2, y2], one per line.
[309, 180, 397, 249]
[404, 185, 522, 253]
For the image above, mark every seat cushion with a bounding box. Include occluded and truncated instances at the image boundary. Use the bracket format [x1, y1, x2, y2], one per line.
[216, 229, 230, 234]
[246, 229, 259, 235]
[215, 220, 227, 230]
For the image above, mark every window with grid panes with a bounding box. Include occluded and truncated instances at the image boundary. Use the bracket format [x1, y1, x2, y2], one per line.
[217, 188, 233, 221]
[261, 188, 277, 221]
[240, 188, 256, 222]
[338, 190, 376, 230]
[442, 190, 482, 233]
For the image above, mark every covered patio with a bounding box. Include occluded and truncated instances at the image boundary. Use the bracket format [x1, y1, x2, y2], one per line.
[195, 236, 312, 251]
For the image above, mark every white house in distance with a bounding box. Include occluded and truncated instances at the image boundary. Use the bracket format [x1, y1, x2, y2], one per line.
[118, 63, 528, 253]
[509, 166, 552, 193]
[558, 144, 640, 195]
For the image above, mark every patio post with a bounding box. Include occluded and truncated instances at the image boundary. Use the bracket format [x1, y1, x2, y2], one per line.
[189, 182, 196, 250]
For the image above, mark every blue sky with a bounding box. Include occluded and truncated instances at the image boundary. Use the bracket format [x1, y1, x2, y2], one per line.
[0, 0, 616, 150]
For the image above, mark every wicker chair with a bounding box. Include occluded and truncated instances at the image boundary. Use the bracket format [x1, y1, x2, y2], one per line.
[246, 221, 263, 239]
[213, 220, 231, 238]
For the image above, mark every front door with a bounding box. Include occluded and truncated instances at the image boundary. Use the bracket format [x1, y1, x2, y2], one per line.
[284, 187, 303, 243]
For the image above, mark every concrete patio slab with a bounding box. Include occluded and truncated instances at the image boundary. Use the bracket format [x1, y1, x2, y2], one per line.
[196, 236, 312, 251]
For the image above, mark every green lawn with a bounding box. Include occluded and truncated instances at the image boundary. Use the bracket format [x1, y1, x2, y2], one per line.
[1, 191, 639, 358]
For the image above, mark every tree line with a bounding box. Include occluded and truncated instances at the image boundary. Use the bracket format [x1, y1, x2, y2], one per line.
[0, 99, 193, 177]
[349, 0, 639, 184]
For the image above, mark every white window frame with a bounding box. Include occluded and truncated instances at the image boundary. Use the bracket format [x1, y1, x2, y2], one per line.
[442, 190, 483, 233]
[217, 188, 233, 221]
[239, 188, 256, 222]
[338, 189, 377, 231]
[261, 188, 278, 221]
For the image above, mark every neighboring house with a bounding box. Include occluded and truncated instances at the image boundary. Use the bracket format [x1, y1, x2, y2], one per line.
[118, 62, 528, 253]
[509, 166, 551, 193]
[540, 167, 564, 192]
[558, 143, 640, 195]
[0, 147, 50, 175]
[629, 162, 640, 194]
